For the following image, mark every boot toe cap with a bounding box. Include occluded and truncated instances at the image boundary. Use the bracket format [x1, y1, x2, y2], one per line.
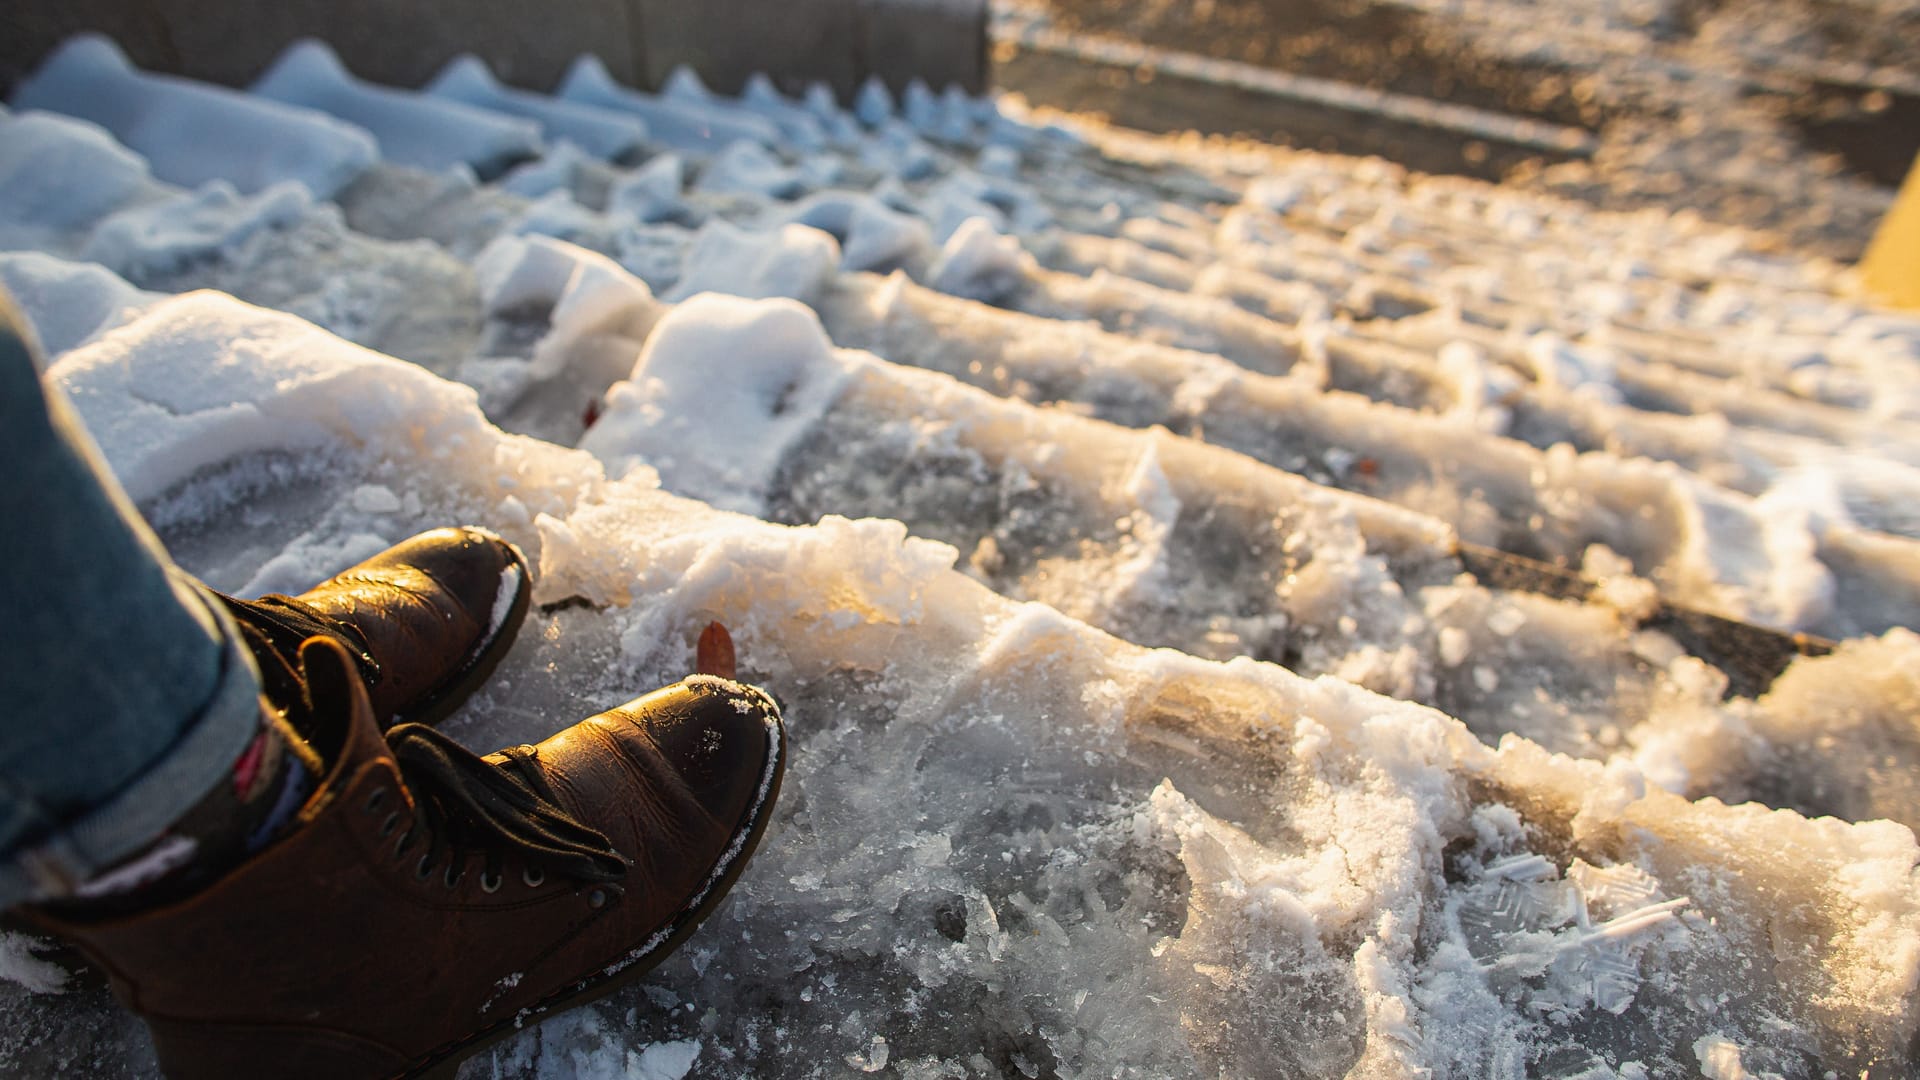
[369, 527, 529, 625]
[617, 676, 783, 828]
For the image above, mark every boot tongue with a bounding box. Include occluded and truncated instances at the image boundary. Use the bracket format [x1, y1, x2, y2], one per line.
[386, 724, 628, 885]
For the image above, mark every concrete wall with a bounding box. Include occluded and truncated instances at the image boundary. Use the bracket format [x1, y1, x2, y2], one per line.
[0, 0, 985, 99]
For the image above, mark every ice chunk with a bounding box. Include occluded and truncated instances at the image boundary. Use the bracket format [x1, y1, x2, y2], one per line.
[607, 153, 687, 224]
[854, 76, 895, 127]
[0, 933, 70, 994]
[665, 220, 841, 307]
[935, 84, 978, 145]
[927, 217, 1035, 304]
[660, 66, 715, 104]
[902, 79, 939, 133]
[780, 192, 932, 274]
[581, 293, 859, 511]
[252, 40, 544, 178]
[859, 120, 938, 182]
[12, 35, 376, 199]
[801, 81, 865, 146]
[473, 233, 661, 379]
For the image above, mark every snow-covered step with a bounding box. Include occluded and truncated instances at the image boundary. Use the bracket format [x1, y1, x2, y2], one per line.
[1030, 204, 1909, 427]
[1033, 217, 1917, 454]
[0, 110, 175, 256]
[0, 251, 158, 357]
[18, 79, 1920, 599]
[0, 113, 483, 375]
[1377, 312, 1919, 451]
[816, 272, 1920, 637]
[251, 40, 544, 179]
[1213, 204, 1907, 400]
[571, 287, 1809, 764]
[11, 35, 377, 200]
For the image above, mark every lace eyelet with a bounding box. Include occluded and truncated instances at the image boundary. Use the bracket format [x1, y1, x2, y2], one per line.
[480, 871, 503, 894]
[379, 812, 400, 838]
[415, 854, 434, 879]
[522, 866, 546, 888]
[444, 865, 463, 889]
[364, 788, 388, 813]
[587, 888, 608, 909]
[393, 829, 413, 858]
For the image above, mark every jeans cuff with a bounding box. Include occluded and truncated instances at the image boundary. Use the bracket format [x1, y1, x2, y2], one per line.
[0, 573, 264, 908]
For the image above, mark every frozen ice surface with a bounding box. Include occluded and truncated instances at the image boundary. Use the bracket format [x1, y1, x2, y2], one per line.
[3, 31, 1920, 1080]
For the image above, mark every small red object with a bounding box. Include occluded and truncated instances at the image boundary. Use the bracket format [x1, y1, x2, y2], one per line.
[582, 397, 603, 429]
[696, 621, 736, 679]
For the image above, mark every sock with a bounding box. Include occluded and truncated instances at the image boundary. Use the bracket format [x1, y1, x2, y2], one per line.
[61, 707, 320, 914]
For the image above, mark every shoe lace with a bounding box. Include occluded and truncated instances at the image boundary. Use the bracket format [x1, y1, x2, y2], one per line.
[383, 723, 628, 890]
[223, 593, 383, 695]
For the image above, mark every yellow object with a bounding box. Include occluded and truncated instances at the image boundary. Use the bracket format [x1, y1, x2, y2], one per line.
[1862, 151, 1920, 310]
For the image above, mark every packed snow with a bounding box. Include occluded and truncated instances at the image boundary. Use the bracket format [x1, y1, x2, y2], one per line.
[1, 25, 1917, 1080]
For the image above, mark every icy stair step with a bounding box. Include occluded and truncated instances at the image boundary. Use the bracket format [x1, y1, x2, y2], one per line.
[816, 271, 1920, 638]
[577, 290, 1837, 758]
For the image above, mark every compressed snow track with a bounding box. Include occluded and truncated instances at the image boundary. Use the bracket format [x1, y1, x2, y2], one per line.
[1, 32, 1918, 1080]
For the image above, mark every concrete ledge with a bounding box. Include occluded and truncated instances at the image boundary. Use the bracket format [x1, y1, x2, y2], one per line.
[1, 0, 984, 99]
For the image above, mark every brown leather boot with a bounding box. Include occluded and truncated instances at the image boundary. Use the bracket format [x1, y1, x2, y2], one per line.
[24, 637, 786, 1079]
[220, 527, 533, 728]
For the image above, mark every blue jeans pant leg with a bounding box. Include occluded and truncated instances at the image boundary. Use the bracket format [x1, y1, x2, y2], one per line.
[0, 296, 264, 906]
